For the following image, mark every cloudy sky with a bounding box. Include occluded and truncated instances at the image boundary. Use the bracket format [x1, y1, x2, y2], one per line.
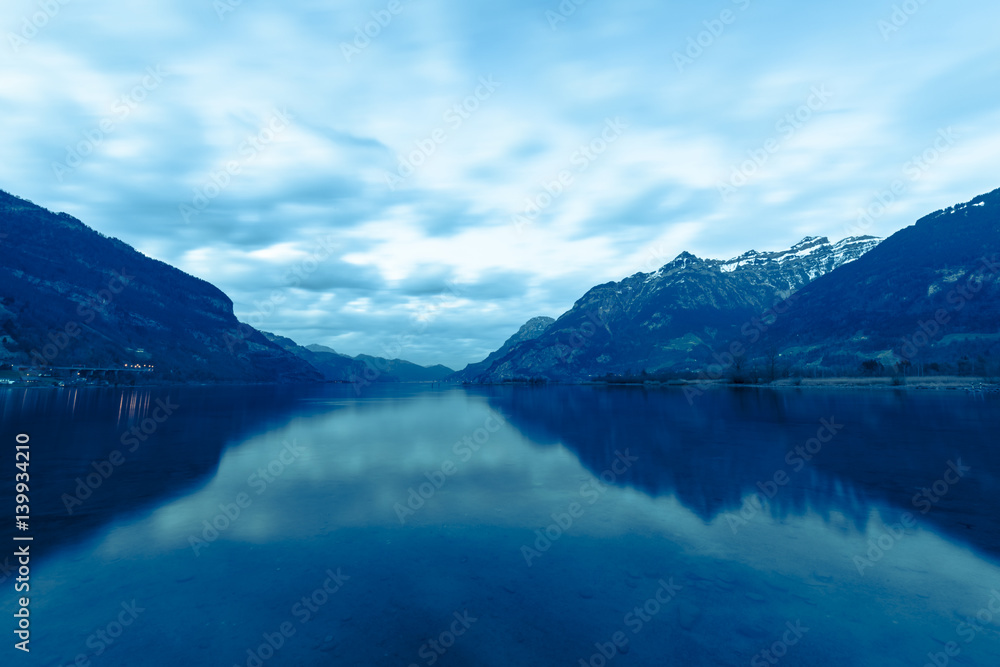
[2, 0, 999, 368]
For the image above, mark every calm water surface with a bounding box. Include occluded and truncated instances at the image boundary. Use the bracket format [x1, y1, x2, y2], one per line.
[2, 384, 999, 666]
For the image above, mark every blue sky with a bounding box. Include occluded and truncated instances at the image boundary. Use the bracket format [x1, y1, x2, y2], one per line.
[2, 0, 999, 368]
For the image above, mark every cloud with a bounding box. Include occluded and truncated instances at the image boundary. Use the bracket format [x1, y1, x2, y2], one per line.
[2, 0, 999, 367]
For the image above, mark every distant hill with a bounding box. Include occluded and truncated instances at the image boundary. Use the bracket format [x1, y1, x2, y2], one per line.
[260, 332, 370, 382]
[0, 190, 319, 383]
[265, 333, 453, 382]
[354, 354, 453, 382]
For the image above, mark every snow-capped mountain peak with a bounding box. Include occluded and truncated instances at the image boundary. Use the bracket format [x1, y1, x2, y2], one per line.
[715, 235, 880, 276]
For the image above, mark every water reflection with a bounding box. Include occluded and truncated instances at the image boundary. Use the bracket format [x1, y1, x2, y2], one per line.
[4, 384, 1000, 666]
[477, 384, 1000, 560]
[0, 384, 332, 555]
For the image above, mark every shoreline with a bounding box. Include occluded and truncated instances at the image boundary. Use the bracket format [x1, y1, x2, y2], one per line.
[3, 377, 997, 393]
[744, 376, 999, 391]
[465, 376, 1000, 392]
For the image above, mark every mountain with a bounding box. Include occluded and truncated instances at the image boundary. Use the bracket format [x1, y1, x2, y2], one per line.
[0, 190, 319, 383]
[261, 332, 370, 382]
[760, 188, 1000, 374]
[450, 316, 555, 382]
[353, 355, 454, 382]
[305, 344, 339, 354]
[265, 333, 454, 382]
[468, 236, 881, 382]
[305, 344, 453, 381]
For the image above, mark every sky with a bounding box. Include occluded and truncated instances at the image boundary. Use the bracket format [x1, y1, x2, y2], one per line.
[2, 0, 999, 369]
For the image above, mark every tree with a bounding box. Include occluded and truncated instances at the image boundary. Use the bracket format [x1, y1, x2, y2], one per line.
[730, 356, 748, 384]
[765, 347, 780, 383]
[860, 360, 881, 376]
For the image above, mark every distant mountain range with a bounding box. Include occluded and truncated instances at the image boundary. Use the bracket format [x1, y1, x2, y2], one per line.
[0, 190, 450, 384]
[5, 185, 997, 385]
[459, 235, 884, 382]
[463, 188, 1000, 382]
[263, 333, 453, 383]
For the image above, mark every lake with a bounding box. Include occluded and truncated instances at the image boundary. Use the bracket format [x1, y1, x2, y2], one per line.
[3, 384, 1000, 666]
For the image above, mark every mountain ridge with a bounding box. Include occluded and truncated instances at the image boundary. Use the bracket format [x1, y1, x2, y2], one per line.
[450, 316, 555, 382]
[757, 187, 1000, 374]
[0, 189, 319, 383]
[467, 189, 1000, 383]
[466, 235, 882, 382]
[264, 332, 454, 383]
